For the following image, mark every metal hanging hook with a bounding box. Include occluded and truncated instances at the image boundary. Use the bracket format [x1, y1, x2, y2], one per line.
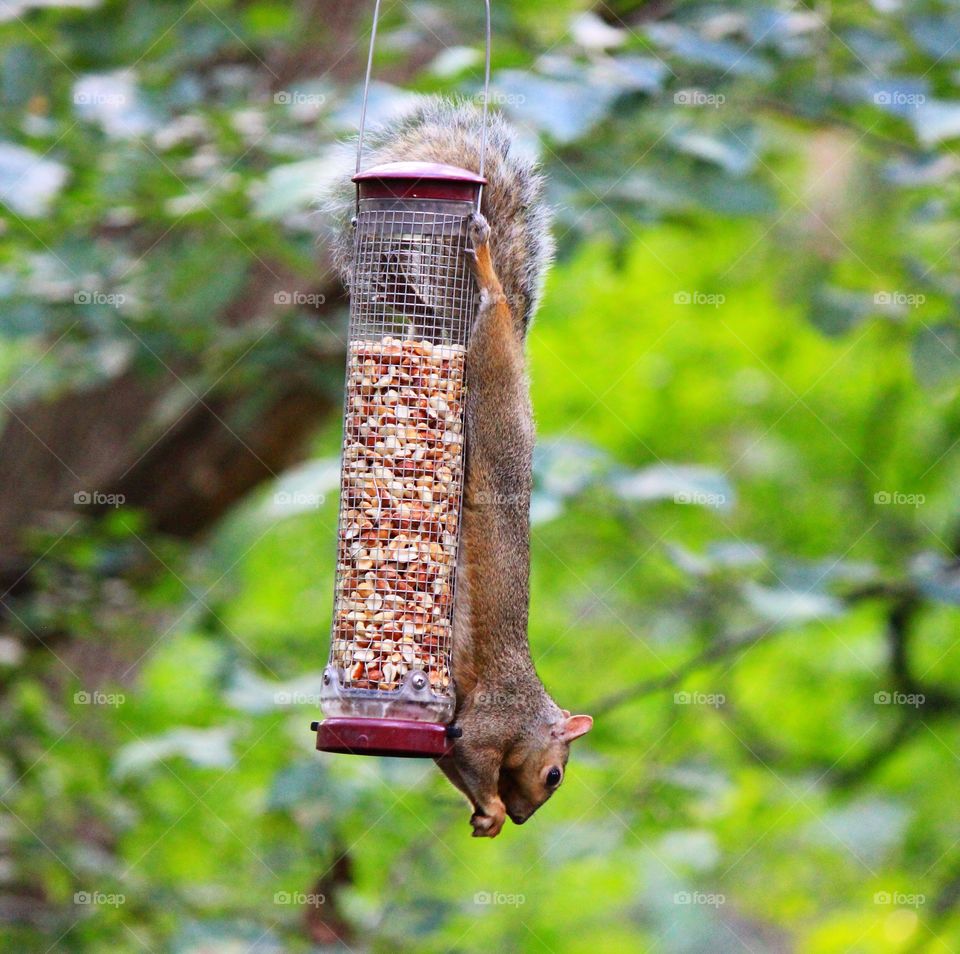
[477, 0, 492, 211]
[355, 0, 383, 181]
[355, 0, 493, 213]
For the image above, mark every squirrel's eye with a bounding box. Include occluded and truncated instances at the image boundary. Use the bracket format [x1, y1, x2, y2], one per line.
[546, 767, 562, 788]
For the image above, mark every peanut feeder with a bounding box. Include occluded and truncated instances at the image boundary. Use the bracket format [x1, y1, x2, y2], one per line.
[313, 159, 486, 757]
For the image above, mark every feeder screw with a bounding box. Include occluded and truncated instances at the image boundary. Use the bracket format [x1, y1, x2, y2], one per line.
[411, 672, 427, 691]
[446, 725, 463, 739]
[323, 673, 331, 685]
[310, 721, 320, 732]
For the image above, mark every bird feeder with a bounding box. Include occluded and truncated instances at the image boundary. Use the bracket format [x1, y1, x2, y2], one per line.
[313, 0, 491, 758]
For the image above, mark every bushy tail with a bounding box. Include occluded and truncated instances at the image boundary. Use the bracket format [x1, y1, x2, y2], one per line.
[325, 97, 554, 331]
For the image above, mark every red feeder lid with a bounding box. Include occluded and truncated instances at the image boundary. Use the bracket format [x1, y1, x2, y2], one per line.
[354, 161, 485, 202]
[313, 717, 456, 758]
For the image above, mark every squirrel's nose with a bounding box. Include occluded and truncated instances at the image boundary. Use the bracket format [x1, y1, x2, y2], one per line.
[508, 811, 529, 825]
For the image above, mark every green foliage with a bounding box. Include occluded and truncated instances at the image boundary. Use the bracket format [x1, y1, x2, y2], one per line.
[2, 0, 960, 951]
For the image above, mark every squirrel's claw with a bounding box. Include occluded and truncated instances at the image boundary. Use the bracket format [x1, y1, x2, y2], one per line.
[466, 211, 491, 258]
[471, 814, 503, 838]
[470, 797, 506, 838]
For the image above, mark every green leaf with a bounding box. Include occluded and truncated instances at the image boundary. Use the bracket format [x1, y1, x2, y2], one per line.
[613, 464, 734, 511]
[911, 323, 960, 390]
[646, 22, 775, 79]
[743, 581, 843, 624]
[113, 727, 236, 778]
[0, 141, 68, 217]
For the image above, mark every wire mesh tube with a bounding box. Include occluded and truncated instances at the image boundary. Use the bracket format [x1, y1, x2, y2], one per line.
[322, 197, 477, 724]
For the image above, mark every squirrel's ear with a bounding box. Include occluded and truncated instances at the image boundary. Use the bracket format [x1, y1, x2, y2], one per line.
[560, 714, 593, 743]
[560, 708, 571, 719]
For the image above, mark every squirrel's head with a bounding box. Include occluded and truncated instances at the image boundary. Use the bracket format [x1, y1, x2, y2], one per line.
[497, 710, 593, 825]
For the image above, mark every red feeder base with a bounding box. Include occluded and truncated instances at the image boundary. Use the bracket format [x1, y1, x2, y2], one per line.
[312, 717, 456, 758]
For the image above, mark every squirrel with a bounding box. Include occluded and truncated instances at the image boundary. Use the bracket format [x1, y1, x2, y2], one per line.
[329, 99, 593, 838]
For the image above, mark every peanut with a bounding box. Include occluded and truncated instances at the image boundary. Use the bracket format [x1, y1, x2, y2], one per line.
[332, 337, 465, 693]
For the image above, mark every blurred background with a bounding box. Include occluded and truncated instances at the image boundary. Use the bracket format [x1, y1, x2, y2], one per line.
[1, 0, 959, 950]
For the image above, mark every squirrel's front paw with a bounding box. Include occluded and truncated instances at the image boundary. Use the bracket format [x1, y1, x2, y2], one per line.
[470, 797, 506, 838]
[466, 211, 491, 252]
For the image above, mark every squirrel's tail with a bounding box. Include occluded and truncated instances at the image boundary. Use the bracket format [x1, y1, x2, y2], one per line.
[327, 97, 554, 331]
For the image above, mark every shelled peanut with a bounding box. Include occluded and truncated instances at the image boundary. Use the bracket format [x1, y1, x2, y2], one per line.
[331, 336, 466, 694]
